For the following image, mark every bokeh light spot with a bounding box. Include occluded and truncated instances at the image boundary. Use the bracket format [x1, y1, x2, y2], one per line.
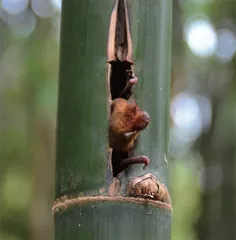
[10, 10, 37, 38]
[50, 0, 62, 11]
[216, 29, 236, 63]
[2, 0, 29, 15]
[171, 92, 202, 143]
[184, 16, 217, 57]
[31, 0, 55, 18]
[0, 8, 27, 26]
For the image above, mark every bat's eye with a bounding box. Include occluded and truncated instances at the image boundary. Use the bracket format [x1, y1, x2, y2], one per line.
[110, 102, 116, 114]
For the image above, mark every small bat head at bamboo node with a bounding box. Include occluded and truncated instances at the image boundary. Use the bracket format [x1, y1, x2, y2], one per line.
[127, 173, 171, 204]
[109, 98, 150, 152]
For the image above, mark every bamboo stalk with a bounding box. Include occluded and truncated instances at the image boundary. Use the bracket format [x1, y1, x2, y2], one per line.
[54, 0, 172, 239]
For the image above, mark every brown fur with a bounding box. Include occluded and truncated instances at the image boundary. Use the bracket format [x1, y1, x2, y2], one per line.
[109, 98, 150, 152]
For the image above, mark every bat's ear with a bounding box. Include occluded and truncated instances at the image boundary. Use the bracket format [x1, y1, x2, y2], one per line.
[110, 99, 119, 113]
[110, 101, 115, 113]
[127, 96, 136, 106]
[110, 98, 127, 114]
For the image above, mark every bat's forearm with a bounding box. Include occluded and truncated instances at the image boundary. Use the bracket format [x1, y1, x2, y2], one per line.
[118, 155, 150, 173]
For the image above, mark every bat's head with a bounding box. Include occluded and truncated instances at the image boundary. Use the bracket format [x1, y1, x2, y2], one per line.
[110, 98, 150, 136]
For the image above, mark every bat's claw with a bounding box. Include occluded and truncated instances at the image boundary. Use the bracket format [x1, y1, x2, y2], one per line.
[140, 155, 150, 169]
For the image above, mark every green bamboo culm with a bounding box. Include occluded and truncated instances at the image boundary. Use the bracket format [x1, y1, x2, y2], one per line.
[55, 0, 111, 197]
[54, 0, 173, 239]
[129, 0, 172, 184]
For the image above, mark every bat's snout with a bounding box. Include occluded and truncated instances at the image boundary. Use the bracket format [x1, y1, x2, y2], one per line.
[135, 111, 150, 131]
[143, 111, 150, 125]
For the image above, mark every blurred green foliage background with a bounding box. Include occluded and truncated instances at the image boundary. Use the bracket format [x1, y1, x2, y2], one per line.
[0, 0, 236, 240]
